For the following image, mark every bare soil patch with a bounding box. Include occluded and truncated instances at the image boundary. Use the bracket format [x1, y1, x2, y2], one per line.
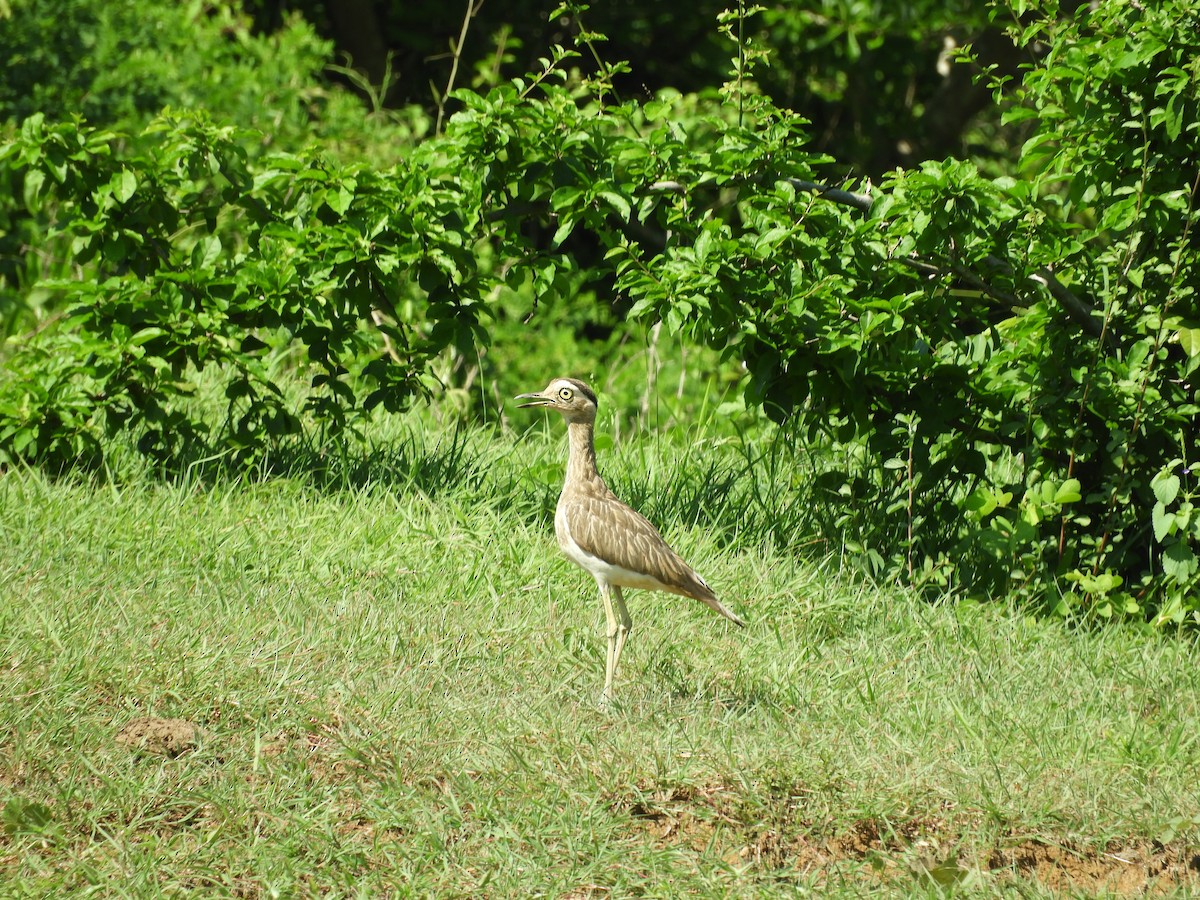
[616, 781, 1200, 894]
[115, 717, 203, 758]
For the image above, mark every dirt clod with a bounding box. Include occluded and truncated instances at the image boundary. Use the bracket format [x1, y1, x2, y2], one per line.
[115, 717, 202, 758]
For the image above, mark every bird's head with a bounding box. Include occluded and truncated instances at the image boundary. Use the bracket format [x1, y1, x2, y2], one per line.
[515, 377, 598, 424]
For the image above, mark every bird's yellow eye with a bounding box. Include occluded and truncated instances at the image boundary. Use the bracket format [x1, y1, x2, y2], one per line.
[558, 387, 574, 400]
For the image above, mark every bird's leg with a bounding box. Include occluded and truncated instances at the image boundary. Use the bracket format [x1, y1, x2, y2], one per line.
[597, 584, 634, 705]
[598, 581, 619, 706]
[610, 585, 632, 695]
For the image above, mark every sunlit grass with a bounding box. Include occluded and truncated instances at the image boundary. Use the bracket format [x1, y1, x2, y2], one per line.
[1, 416, 1198, 896]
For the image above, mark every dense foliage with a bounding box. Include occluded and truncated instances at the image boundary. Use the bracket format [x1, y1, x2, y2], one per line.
[241, 0, 1005, 173]
[1, 0, 1197, 620]
[0, 0, 414, 154]
[0, 112, 486, 469]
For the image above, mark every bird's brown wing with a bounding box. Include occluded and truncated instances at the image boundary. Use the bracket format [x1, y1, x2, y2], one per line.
[564, 491, 717, 602]
[564, 492, 746, 626]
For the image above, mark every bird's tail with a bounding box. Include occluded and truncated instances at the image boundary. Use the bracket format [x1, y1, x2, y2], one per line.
[685, 572, 746, 627]
[704, 595, 746, 628]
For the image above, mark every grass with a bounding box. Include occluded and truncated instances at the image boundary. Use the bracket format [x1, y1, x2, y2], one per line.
[2, 412, 1199, 897]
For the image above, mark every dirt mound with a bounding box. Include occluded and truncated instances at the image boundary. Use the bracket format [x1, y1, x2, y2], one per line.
[115, 717, 202, 758]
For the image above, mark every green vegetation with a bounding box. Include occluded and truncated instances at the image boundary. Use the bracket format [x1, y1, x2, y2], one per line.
[2, 0, 1200, 892]
[0, 0, 422, 157]
[3, 419, 1199, 895]
[2, 0, 1197, 615]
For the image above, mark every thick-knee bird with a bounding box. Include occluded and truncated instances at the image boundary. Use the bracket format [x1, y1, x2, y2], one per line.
[515, 377, 745, 705]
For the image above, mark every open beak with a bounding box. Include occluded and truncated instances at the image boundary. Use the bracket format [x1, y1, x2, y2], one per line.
[515, 391, 554, 409]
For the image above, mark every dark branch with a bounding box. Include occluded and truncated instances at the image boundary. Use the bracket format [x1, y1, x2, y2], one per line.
[982, 255, 1112, 346]
[783, 178, 873, 212]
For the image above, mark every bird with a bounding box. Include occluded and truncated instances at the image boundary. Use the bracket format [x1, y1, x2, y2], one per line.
[515, 377, 745, 705]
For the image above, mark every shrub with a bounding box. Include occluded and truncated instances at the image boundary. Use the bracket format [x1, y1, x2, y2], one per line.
[0, 0, 399, 155]
[0, 112, 486, 470]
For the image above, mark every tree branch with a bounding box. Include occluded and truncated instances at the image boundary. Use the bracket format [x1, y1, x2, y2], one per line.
[1010, 261, 1110, 345]
[783, 178, 873, 212]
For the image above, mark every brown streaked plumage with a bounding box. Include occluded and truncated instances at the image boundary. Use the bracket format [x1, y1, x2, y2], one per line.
[516, 376, 745, 705]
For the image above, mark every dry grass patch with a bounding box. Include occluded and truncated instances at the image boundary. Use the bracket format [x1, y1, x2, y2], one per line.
[615, 778, 1200, 894]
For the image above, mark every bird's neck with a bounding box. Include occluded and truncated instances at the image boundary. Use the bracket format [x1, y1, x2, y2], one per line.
[565, 419, 601, 488]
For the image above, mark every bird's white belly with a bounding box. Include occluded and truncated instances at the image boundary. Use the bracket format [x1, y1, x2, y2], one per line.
[555, 503, 666, 591]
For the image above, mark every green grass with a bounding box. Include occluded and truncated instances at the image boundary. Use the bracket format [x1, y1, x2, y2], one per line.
[2, 415, 1199, 897]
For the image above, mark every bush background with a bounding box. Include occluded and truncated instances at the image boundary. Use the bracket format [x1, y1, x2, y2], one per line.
[1, 0, 1198, 613]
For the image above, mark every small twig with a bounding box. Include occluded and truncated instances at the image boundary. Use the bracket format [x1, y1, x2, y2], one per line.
[906, 419, 916, 582]
[368, 272, 408, 363]
[736, 0, 747, 127]
[650, 177, 875, 212]
[14, 310, 67, 343]
[647, 180, 688, 194]
[642, 321, 662, 428]
[370, 309, 402, 363]
[948, 260, 1022, 307]
[895, 257, 944, 279]
[436, 0, 485, 136]
[572, 6, 620, 106]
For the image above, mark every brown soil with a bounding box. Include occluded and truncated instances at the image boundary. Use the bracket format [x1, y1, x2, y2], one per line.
[114, 717, 202, 758]
[617, 782, 1200, 894]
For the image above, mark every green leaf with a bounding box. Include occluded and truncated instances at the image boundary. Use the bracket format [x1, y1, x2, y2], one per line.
[112, 169, 138, 204]
[1162, 542, 1198, 583]
[1176, 503, 1194, 535]
[22, 169, 46, 210]
[1176, 327, 1200, 358]
[240, 334, 269, 353]
[325, 185, 354, 215]
[12, 428, 35, 455]
[1152, 502, 1174, 543]
[3, 799, 54, 836]
[1053, 478, 1081, 504]
[1126, 338, 1151, 369]
[192, 234, 222, 270]
[551, 216, 575, 248]
[1165, 93, 1183, 142]
[130, 327, 167, 346]
[596, 190, 631, 221]
[963, 486, 997, 517]
[1100, 196, 1138, 232]
[1153, 473, 1181, 506]
[641, 99, 668, 119]
[550, 185, 584, 211]
[664, 305, 683, 333]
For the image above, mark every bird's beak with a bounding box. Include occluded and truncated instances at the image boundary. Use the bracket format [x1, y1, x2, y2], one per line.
[515, 391, 554, 409]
